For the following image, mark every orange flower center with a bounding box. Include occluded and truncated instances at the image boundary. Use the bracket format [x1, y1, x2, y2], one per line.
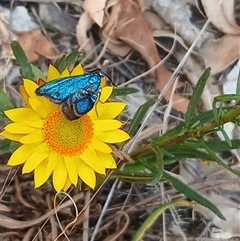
[43, 110, 94, 157]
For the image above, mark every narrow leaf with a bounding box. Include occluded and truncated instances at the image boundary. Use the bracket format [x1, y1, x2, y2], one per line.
[149, 145, 163, 185]
[31, 64, 46, 80]
[111, 87, 139, 97]
[163, 171, 226, 220]
[58, 55, 67, 74]
[0, 88, 14, 124]
[128, 98, 156, 137]
[205, 139, 240, 151]
[112, 170, 154, 183]
[200, 140, 240, 176]
[11, 41, 34, 79]
[58, 50, 80, 73]
[65, 50, 80, 67]
[154, 106, 232, 144]
[185, 67, 211, 128]
[0, 139, 12, 154]
[236, 65, 240, 96]
[219, 127, 232, 147]
[131, 199, 190, 241]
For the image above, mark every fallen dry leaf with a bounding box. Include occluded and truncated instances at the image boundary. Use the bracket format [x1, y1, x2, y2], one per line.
[17, 29, 58, 62]
[76, 11, 95, 54]
[104, 0, 189, 112]
[200, 34, 240, 74]
[0, 5, 58, 62]
[201, 0, 240, 34]
[101, 2, 132, 56]
[82, 0, 107, 27]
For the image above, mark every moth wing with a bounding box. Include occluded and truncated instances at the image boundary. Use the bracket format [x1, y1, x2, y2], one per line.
[35, 74, 95, 103]
[73, 98, 94, 116]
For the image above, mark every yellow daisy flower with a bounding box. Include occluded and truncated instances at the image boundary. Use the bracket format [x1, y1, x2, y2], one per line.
[1, 64, 130, 192]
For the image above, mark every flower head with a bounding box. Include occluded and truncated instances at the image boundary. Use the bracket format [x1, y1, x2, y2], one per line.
[1, 64, 130, 192]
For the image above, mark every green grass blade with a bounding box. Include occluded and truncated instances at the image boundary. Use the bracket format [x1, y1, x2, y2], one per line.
[185, 67, 211, 128]
[163, 171, 226, 220]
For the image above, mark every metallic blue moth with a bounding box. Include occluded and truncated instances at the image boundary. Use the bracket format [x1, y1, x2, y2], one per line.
[35, 71, 105, 120]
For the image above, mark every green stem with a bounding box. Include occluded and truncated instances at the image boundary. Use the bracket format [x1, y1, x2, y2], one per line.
[130, 105, 240, 158]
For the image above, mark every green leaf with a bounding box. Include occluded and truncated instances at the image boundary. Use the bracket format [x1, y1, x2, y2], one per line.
[58, 50, 80, 74]
[219, 127, 232, 147]
[9, 142, 20, 152]
[208, 139, 240, 151]
[111, 87, 139, 97]
[200, 140, 240, 176]
[131, 199, 190, 241]
[154, 106, 232, 145]
[236, 65, 240, 96]
[138, 156, 157, 173]
[0, 139, 12, 154]
[213, 94, 240, 123]
[112, 170, 155, 183]
[165, 145, 218, 162]
[149, 145, 163, 185]
[58, 55, 67, 74]
[185, 67, 211, 128]
[11, 41, 34, 79]
[214, 94, 240, 103]
[31, 64, 46, 80]
[128, 98, 156, 137]
[0, 88, 14, 124]
[163, 171, 226, 220]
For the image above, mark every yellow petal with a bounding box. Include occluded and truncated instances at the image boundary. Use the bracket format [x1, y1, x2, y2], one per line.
[100, 86, 113, 102]
[19, 85, 30, 107]
[53, 158, 67, 192]
[71, 64, 84, 76]
[28, 98, 49, 118]
[63, 177, 72, 191]
[1, 130, 23, 142]
[34, 161, 49, 188]
[46, 152, 60, 177]
[23, 79, 38, 97]
[5, 123, 37, 134]
[41, 98, 58, 113]
[76, 159, 96, 189]
[4, 108, 41, 122]
[97, 102, 126, 119]
[95, 129, 130, 143]
[23, 120, 44, 129]
[93, 119, 122, 131]
[22, 143, 49, 173]
[47, 65, 61, 81]
[81, 148, 105, 175]
[90, 138, 112, 153]
[100, 77, 106, 88]
[64, 157, 78, 186]
[8, 143, 40, 166]
[96, 151, 117, 169]
[61, 69, 70, 77]
[19, 129, 43, 144]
